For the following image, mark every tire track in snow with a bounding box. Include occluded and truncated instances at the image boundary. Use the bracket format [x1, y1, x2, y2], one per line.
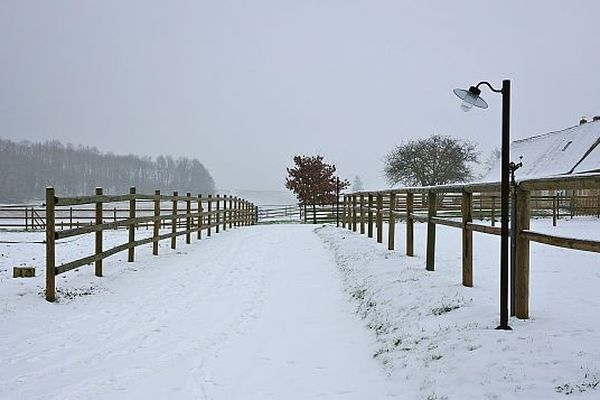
[1, 225, 396, 400]
[1, 228, 274, 399]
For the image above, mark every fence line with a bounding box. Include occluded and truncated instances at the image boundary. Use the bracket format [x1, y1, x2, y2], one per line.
[44, 186, 257, 302]
[342, 174, 600, 320]
[3, 191, 598, 230]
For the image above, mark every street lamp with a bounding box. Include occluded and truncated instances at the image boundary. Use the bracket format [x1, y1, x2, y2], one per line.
[453, 79, 512, 330]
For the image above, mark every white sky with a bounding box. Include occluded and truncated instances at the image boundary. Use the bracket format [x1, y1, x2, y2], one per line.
[1, 1, 599, 191]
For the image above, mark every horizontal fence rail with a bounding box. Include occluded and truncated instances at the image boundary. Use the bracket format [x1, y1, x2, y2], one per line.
[255, 204, 301, 223]
[341, 174, 600, 320]
[3, 191, 597, 230]
[44, 186, 257, 302]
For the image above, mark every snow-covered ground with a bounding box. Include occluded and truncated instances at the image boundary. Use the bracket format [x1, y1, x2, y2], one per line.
[1, 219, 599, 399]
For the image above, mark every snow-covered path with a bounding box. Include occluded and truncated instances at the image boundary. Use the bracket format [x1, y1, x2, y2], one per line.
[1, 225, 394, 400]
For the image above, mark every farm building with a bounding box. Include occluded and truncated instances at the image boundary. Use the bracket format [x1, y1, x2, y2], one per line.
[484, 117, 600, 182]
[482, 117, 600, 217]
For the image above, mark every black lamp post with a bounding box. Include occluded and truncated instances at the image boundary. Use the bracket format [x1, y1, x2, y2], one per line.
[454, 79, 512, 330]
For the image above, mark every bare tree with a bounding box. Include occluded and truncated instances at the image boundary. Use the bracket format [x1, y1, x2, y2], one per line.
[0, 138, 216, 202]
[351, 175, 364, 192]
[480, 147, 501, 180]
[383, 134, 479, 187]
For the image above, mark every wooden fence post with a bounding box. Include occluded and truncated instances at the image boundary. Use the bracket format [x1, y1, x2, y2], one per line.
[222, 195, 227, 231]
[128, 187, 136, 262]
[153, 190, 160, 255]
[235, 197, 240, 227]
[491, 196, 496, 227]
[426, 191, 437, 271]
[186, 192, 192, 244]
[207, 195, 212, 236]
[245, 201, 250, 226]
[406, 193, 414, 256]
[221, 194, 227, 232]
[352, 195, 357, 232]
[216, 195, 221, 233]
[462, 191, 473, 287]
[347, 197, 352, 231]
[388, 192, 396, 250]
[231, 197, 235, 227]
[171, 191, 178, 249]
[367, 194, 374, 238]
[552, 193, 558, 226]
[515, 187, 531, 319]
[45, 187, 56, 302]
[95, 187, 103, 277]
[241, 198, 245, 226]
[197, 194, 203, 239]
[241, 201, 245, 226]
[376, 193, 383, 243]
[229, 196, 233, 229]
[69, 207, 73, 229]
[342, 195, 347, 228]
[342, 199, 346, 229]
[359, 194, 365, 234]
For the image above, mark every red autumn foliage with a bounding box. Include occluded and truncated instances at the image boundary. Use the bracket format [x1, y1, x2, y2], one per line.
[285, 155, 349, 204]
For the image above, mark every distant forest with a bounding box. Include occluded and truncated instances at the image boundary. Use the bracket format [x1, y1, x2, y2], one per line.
[0, 138, 216, 203]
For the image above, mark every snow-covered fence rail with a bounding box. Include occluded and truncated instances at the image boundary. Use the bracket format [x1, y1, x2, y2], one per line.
[0, 205, 47, 229]
[256, 204, 301, 223]
[255, 202, 343, 225]
[4, 192, 594, 229]
[343, 174, 600, 320]
[44, 186, 257, 302]
[299, 202, 342, 224]
[3, 204, 245, 231]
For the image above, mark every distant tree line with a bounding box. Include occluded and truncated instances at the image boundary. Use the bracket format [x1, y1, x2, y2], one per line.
[0, 138, 216, 203]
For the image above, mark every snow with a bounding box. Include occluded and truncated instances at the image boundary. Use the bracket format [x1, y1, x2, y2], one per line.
[1, 219, 600, 399]
[574, 142, 600, 174]
[483, 120, 600, 181]
[1, 226, 393, 399]
[317, 218, 600, 399]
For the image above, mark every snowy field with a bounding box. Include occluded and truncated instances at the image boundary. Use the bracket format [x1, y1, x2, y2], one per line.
[1, 219, 599, 399]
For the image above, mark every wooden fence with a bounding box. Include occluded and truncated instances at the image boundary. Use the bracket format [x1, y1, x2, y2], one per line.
[256, 204, 300, 222]
[44, 186, 256, 302]
[342, 174, 600, 319]
[3, 192, 598, 230]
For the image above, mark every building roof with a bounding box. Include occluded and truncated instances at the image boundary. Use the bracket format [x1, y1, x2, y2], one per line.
[482, 119, 600, 181]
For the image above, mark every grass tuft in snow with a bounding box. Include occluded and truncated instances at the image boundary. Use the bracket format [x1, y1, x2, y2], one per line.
[315, 221, 600, 399]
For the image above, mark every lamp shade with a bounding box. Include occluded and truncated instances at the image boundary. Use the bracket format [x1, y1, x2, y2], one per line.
[453, 87, 488, 111]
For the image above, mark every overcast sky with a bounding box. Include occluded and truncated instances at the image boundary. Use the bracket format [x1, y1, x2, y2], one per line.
[1, 1, 599, 191]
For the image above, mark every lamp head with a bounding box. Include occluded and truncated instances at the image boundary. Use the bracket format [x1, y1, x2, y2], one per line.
[453, 85, 489, 112]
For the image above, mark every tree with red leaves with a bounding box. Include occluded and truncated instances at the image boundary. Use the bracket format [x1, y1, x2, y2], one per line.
[286, 155, 349, 223]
